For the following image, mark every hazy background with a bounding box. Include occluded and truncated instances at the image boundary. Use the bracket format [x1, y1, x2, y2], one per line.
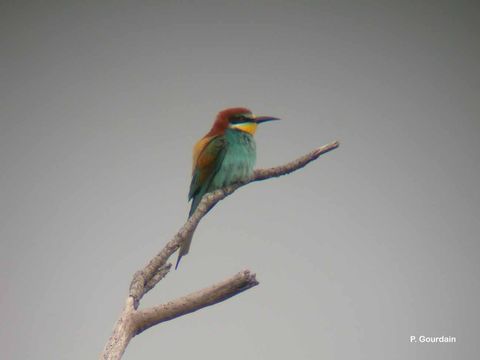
[1, 1, 479, 359]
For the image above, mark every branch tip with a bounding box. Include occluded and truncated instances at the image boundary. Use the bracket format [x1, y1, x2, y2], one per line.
[100, 140, 338, 360]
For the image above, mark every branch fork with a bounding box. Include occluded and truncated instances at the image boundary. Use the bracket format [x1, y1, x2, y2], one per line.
[100, 140, 339, 360]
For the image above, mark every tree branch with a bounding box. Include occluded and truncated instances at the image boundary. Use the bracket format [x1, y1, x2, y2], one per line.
[128, 140, 339, 304]
[100, 140, 339, 360]
[134, 270, 258, 335]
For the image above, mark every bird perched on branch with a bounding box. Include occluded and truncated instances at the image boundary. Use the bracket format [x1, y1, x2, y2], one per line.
[176, 107, 279, 269]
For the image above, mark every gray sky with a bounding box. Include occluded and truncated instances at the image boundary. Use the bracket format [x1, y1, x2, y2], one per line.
[1, 1, 479, 359]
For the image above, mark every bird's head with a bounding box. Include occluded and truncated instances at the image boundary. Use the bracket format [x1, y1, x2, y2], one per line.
[208, 107, 280, 136]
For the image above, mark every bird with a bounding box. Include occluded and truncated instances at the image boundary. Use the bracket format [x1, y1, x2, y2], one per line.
[175, 107, 279, 269]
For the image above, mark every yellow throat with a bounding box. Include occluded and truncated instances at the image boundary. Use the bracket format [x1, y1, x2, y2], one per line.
[231, 122, 257, 135]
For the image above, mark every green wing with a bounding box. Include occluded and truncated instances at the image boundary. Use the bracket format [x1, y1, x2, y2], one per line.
[188, 135, 227, 217]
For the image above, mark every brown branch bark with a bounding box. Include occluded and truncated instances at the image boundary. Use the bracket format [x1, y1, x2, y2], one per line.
[134, 270, 258, 335]
[99, 140, 339, 360]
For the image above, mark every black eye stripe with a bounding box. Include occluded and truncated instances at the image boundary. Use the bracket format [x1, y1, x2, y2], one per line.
[230, 115, 254, 124]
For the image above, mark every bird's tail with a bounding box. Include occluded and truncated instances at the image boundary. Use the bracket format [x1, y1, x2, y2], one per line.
[175, 230, 193, 270]
[175, 196, 200, 269]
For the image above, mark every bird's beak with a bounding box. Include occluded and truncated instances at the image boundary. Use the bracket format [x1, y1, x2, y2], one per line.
[254, 116, 280, 124]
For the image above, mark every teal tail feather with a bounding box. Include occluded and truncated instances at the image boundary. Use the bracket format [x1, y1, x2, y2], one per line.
[175, 193, 202, 269]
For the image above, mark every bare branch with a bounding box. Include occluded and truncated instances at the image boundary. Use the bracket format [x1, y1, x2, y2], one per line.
[100, 298, 136, 360]
[100, 140, 339, 360]
[143, 264, 171, 295]
[134, 270, 258, 335]
[253, 140, 339, 180]
[128, 140, 339, 303]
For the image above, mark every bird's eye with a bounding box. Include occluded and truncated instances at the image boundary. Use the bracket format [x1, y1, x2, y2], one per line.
[230, 116, 242, 124]
[230, 114, 250, 124]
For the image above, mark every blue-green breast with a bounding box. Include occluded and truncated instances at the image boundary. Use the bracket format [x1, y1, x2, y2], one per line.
[210, 129, 256, 190]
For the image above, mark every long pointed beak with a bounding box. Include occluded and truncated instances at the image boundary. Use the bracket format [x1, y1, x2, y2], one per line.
[255, 116, 280, 124]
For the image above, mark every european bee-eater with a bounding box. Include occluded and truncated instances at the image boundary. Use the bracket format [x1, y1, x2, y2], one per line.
[176, 107, 279, 269]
